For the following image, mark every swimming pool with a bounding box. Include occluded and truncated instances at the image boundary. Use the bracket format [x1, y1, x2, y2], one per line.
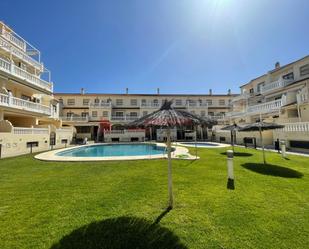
[35, 143, 194, 161]
[56, 143, 166, 157]
[176, 142, 230, 148]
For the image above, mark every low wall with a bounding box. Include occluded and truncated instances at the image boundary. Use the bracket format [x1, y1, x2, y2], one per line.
[0, 132, 50, 158]
[0, 128, 74, 158]
[214, 130, 273, 147]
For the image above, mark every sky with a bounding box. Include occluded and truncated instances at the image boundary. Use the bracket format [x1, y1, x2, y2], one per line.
[2, 0, 309, 95]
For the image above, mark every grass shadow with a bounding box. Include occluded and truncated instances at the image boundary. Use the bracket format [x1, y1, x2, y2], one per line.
[241, 163, 303, 178]
[220, 152, 253, 157]
[50, 216, 187, 249]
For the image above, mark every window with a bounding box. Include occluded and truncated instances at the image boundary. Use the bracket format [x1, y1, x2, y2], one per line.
[141, 99, 146, 106]
[249, 88, 254, 94]
[67, 99, 75, 105]
[201, 111, 206, 117]
[256, 82, 265, 93]
[81, 112, 89, 117]
[27, 141, 39, 148]
[153, 99, 159, 106]
[67, 112, 74, 117]
[130, 112, 138, 117]
[83, 99, 90, 106]
[94, 98, 100, 104]
[130, 99, 137, 106]
[58, 98, 63, 104]
[115, 112, 123, 117]
[282, 72, 294, 80]
[92, 111, 97, 117]
[300, 64, 309, 76]
[102, 111, 109, 117]
[206, 99, 212, 105]
[175, 99, 182, 106]
[143, 111, 148, 116]
[219, 99, 225, 106]
[76, 126, 91, 133]
[208, 112, 214, 116]
[116, 99, 123, 106]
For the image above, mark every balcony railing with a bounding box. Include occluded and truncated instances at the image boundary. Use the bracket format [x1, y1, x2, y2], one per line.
[13, 127, 49, 135]
[60, 116, 89, 122]
[0, 36, 42, 71]
[89, 102, 112, 108]
[1, 29, 26, 52]
[247, 99, 282, 114]
[261, 78, 294, 94]
[231, 93, 249, 102]
[0, 57, 52, 92]
[140, 103, 160, 108]
[110, 115, 140, 121]
[276, 122, 309, 132]
[0, 93, 51, 115]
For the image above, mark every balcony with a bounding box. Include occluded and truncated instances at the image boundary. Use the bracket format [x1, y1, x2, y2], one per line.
[60, 116, 89, 122]
[110, 115, 140, 122]
[89, 102, 112, 108]
[187, 102, 208, 108]
[261, 78, 294, 94]
[140, 102, 160, 108]
[0, 36, 42, 71]
[247, 99, 282, 114]
[0, 29, 26, 52]
[12, 127, 49, 135]
[231, 93, 249, 102]
[225, 111, 246, 118]
[0, 57, 52, 92]
[0, 93, 51, 115]
[278, 122, 309, 132]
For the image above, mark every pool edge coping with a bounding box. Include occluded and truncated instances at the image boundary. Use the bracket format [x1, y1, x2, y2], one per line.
[34, 142, 198, 161]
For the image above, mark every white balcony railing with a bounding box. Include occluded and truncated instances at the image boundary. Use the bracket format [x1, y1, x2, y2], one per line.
[89, 102, 112, 108]
[1, 29, 26, 52]
[276, 122, 309, 132]
[140, 103, 160, 108]
[0, 36, 42, 71]
[0, 93, 51, 115]
[0, 57, 52, 92]
[13, 127, 49, 135]
[110, 115, 140, 121]
[60, 116, 89, 122]
[231, 93, 249, 102]
[247, 99, 282, 114]
[261, 78, 294, 94]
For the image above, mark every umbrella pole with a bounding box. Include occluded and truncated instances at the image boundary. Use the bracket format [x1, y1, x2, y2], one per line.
[167, 128, 173, 209]
[195, 125, 197, 159]
[259, 126, 266, 164]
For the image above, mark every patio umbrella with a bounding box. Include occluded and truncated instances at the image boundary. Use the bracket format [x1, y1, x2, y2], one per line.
[128, 100, 212, 209]
[239, 122, 284, 164]
[221, 123, 242, 152]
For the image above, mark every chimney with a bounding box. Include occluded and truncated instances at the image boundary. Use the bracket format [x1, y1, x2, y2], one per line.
[228, 89, 231, 95]
[80, 88, 85, 95]
[209, 89, 212, 95]
[126, 88, 129, 94]
[157, 88, 160, 95]
[275, 62, 280, 69]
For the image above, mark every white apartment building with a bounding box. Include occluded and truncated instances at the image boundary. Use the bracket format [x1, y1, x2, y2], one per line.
[0, 22, 74, 158]
[215, 55, 309, 152]
[55, 89, 235, 141]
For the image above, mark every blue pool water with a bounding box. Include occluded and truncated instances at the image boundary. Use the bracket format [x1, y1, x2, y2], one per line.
[180, 142, 219, 147]
[56, 143, 167, 157]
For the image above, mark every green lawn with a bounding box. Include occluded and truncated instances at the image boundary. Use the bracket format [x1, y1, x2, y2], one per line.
[0, 146, 308, 249]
